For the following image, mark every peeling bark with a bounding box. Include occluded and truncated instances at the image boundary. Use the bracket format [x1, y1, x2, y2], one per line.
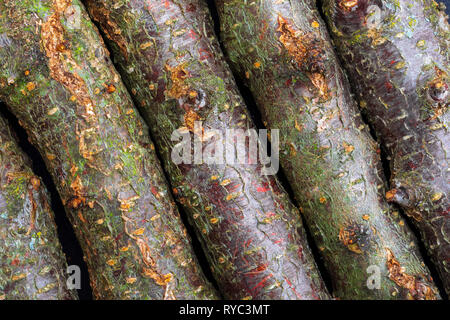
[84, 0, 330, 300]
[0, 115, 76, 300]
[0, 0, 217, 300]
[216, 0, 439, 299]
[322, 0, 449, 294]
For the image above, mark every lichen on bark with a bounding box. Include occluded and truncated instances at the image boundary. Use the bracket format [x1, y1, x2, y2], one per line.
[0, 115, 76, 300]
[322, 0, 449, 295]
[216, 0, 440, 299]
[84, 0, 330, 300]
[0, 0, 217, 300]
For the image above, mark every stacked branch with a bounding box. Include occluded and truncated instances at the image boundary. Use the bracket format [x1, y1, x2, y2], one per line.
[84, 0, 330, 299]
[0, 0, 217, 300]
[0, 114, 76, 300]
[216, 0, 439, 299]
[322, 0, 449, 294]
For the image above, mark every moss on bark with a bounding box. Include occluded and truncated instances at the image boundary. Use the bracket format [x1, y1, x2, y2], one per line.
[216, 0, 440, 299]
[84, 0, 330, 300]
[0, 115, 77, 300]
[0, 0, 217, 300]
[322, 0, 449, 295]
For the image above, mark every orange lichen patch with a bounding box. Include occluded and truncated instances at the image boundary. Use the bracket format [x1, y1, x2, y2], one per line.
[385, 248, 437, 300]
[294, 119, 303, 132]
[36, 283, 58, 295]
[126, 277, 137, 284]
[150, 214, 160, 221]
[319, 196, 327, 204]
[428, 67, 448, 92]
[311, 21, 320, 28]
[118, 195, 140, 211]
[47, 107, 59, 115]
[289, 143, 297, 156]
[184, 109, 200, 133]
[121, 211, 175, 297]
[78, 127, 102, 161]
[277, 16, 328, 98]
[277, 16, 309, 69]
[86, 3, 129, 60]
[225, 192, 240, 201]
[78, 211, 87, 224]
[11, 273, 27, 281]
[367, 28, 386, 46]
[106, 84, 116, 93]
[136, 238, 173, 288]
[166, 63, 190, 99]
[339, 226, 363, 254]
[30, 176, 41, 191]
[69, 175, 86, 208]
[69, 165, 78, 177]
[431, 192, 443, 202]
[52, 0, 72, 12]
[210, 217, 219, 224]
[308, 73, 329, 98]
[385, 189, 397, 202]
[106, 259, 117, 266]
[362, 214, 370, 221]
[343, 142, 355, 154]
[41, 1, 95, 118]
[133, 228, 145, 236]
[427, 67, 448, 119]
[26, 82, 36, 91]
[220, 179, 232, 186]
[339, 0, 359, 11]
[69, 197, 85, 209]
[139, 42, 153, 50]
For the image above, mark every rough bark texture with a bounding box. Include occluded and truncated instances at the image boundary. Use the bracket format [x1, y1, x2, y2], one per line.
[322, 0, 449, 295]
[0, 115, 76, 300]
[84, 0, 330, 300]
[0, 0, 218, 300]
[216, 0, 439, 299]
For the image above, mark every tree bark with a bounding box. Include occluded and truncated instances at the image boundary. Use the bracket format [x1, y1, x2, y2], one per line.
[0, 0, 218, 300]
[83, 0, 330, 300]
[0, 115, 76, 300]
[322, 0, 449, 295]
[216, 0, 440, 299]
